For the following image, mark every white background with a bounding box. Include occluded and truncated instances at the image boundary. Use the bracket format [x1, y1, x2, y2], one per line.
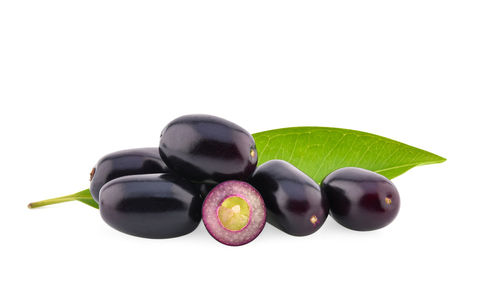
[1, 1, 499, 301]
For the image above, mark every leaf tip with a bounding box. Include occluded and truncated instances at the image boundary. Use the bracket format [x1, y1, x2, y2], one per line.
[435, 154, 447, 163]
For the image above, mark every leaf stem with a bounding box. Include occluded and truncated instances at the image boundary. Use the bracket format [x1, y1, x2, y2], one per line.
[28, 196, 77, 208]
[28, 189, 99, 209]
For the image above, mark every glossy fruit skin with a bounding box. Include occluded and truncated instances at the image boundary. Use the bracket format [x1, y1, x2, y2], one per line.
[196, 183, 216, 199]
[99, 173, 202, 239]
[250, 160, 328, 236]
[321, 167, 400, 231]
[90, 148, 169, 202]
[159, 114, 258, 184]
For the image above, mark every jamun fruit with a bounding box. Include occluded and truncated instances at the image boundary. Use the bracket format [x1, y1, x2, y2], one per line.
[321, 167, 400, 231]
[202, 181, 266, 246]
[196, 183, 216, 200]
[159, 114, 258, 183]
[250, 160, 329, 236]
[99, 173, 202, 239]
[90, 148, 169, 202]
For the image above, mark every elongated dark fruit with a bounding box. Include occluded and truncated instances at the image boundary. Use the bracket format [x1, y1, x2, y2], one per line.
[321, 167, 400, 231]
[90, 148, 169, 202]
[250, 160, 328, 236]
[159, 114, 258, 183]
[99, 173, 202, 239]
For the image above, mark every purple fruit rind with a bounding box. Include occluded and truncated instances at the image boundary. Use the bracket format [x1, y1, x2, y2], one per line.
[202, 181, 266, 246]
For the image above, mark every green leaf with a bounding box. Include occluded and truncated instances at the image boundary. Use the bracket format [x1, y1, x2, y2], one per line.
[73, 189, 99, 209]
[252, 127, 445, 182]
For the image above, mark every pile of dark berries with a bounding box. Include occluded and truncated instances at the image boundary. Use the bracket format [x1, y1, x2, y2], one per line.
[90, 114, 400, 246]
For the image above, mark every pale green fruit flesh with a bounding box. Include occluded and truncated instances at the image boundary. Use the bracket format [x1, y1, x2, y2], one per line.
[217, 196, 250, 231]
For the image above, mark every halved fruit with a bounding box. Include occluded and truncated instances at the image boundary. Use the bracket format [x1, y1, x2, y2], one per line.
[202, 181, 266, 246]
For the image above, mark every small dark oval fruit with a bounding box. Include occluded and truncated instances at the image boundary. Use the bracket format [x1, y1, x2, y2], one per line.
[197, 183, 216, 200]
[202, 180, 266, 246]
[159, 114, 258, 183]
[321, 167, 400, 231]
[250, 160, 328, 236]
[99, 173, 202, 239]
[90, 148, 169, 202]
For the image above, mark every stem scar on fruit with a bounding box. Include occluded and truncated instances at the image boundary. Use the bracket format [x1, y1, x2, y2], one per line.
[250, 148, 256, 158]
[385, 197, 392, 205]
[89, 167, 96, 181]
[310, 215, 318, 225]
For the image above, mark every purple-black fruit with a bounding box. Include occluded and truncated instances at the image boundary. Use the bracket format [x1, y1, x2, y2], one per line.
[250, 160, 328, 236]
[321, 167, 400, 231]
[99, 173, 202, 239]
[90, 148, 169, 202]
[159, 114, 257, 184]
[202, 181, 266, 246]
[197, 183, 216, 199]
